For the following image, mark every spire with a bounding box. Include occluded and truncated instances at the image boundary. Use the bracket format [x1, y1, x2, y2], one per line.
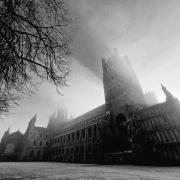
[7, 126, 10, 133]
[28, 114, 37, 127]
[161, 84, 174, 101]
[31, 113, 37, 121]
[2, 126, 10, 139]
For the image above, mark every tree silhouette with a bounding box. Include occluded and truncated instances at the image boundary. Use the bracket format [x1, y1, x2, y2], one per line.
[0, 0, 75, 115]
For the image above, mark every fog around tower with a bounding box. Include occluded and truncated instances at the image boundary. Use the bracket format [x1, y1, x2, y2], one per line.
[70, 0, 180, 98]
[1, 0, 180, 138]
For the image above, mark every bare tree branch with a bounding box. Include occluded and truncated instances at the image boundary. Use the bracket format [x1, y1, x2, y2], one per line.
[0, 0, 76, 116]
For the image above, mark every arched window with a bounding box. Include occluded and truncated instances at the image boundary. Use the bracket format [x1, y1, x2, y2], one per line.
[88, 144, 92, 152]
[82, 129, 85, 139]
[72, 133, 75, 141]
[5, 144, 15, 154]
[40, 141, 42, 146]
[68, 134, 70, 142]
[93, 125, 97, 137]
[77, 131, 80, 140]
[30, 150, 34, 157]
[81, 146, 84, 154]
[76, 147, 79, 153]
[37, 150, 41, 157]
[88, 127, 92, 138]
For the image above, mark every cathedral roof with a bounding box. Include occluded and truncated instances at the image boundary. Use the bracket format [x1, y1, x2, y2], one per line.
[6, 130, 23, 139]
[62, 104, 106, 130]
[10, 130, 22, 135]
[34, 126, 49, 132]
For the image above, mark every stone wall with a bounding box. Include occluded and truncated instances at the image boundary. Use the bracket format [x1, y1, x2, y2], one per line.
[50, 109, 109, 163]
[0, 131, 23, 161]
[133, 99, 180, 164]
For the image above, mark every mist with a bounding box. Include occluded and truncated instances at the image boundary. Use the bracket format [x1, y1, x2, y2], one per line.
[1, 0, 180, 138]
[71, 0, 180, 98]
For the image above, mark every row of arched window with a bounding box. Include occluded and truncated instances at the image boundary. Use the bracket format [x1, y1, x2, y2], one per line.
[33, 140, 48, 147]
[139, 113, 176, 132]
[139, 104, 168, 120]
[52, 125, 97, 146]
[52, 144, 93, 157]
[39, 133, 50, 139]
[30, 149, 47, 158]
[161, 147, 180, 160]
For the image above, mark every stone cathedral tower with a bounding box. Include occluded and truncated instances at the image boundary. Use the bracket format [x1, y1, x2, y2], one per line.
[102, 54, 146, 120]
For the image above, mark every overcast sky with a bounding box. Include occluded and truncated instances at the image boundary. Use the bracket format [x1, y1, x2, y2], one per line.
[1, 0, 180, 138]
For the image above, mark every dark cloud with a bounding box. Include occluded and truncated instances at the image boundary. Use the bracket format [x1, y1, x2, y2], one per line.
[70, 0, 180, 81]
[70, 0, 160, 77]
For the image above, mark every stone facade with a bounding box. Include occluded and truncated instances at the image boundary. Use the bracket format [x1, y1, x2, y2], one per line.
[1, 54, 180, 164]
[20, 115, 52, 161]
[132, 86, 180, 164]
[49, 105, 109, 163]
[0, 128, 23, 161]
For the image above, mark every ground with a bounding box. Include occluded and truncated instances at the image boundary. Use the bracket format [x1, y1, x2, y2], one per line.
[0, 162, 180, 180]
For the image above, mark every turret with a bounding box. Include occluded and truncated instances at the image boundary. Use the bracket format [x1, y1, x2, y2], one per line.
[1, 126, 10, 142]
[161, 84, 174, 101]
[161, 84, 180, 115]
[26, 114, 36, 132]
[47, 113, 56, 131]
[6, 126, 10, 134]
[4, 126, 10, 136]
[47, 109, 67, 133]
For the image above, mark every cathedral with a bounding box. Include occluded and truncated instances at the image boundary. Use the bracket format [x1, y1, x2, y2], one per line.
[1, 54, 180, 164]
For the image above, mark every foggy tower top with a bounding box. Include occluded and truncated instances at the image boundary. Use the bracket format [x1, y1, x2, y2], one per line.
[102, 54, 146, 119]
